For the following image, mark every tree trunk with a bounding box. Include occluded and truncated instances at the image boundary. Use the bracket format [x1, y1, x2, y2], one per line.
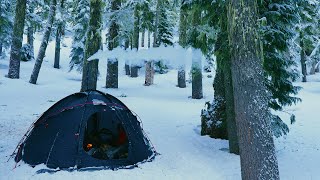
[8, 0, 27, 79]
[177, 68, 186, 88]
[124, 38, 130, 75]
[131, 4, 140, 77]
[130, 66, 139, 78]
[148, 30, 151, 48]
[228, 0, 280, 179]
[219, 6, 239, 155]
[141, 29, 145, 47]
[191, 48, 203, 99]
[300, 32, 307, 82]
[54, 0, 65, 69]
[54, 28, 62, 69]
[106, 0, 120, 88]
[27, 26, 34, 58]
[29, 0, 57, 84]
[177, 2, 187, 88]
[106, 59, 118, 88]
[80, 0, 102, 92]
[144, 61, 154, 86]
[133, 5, 140, 50]
[0, 43, 2, 57]
[315, 62, 320, 73]
[153, 0, 160, 48]
[310, 61, 317, 75]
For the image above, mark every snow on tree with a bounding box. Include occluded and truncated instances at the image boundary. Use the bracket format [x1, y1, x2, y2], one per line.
[80, 0, 103, 92]
[69, 0, 90, 72]
[7, 0, 27, 79]
[29, 0, 57, 84]
[0, 0, 14, 57]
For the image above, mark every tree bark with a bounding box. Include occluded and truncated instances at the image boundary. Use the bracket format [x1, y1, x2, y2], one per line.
[144, 61, 154, 86]
[131, 4, 140, 77]
[148, 30, 151, 48]
[27, 26, 34, 58]
[8, 0, 27, 79]
[106, 59, 118, 88]
[80, 0, 102, 92]
[106, 0, 120, 88]
[54, 28, 62, 69]
[177, 1, 187, 88]
[191, 48, 203, 99]
[130, 66, 139, 78]
[300, 32, 307, 82]
[29, 0, 57, 84]
[141, 29, 145, 47]
[228, 0, 280, 179]
[315, 62, 320, 73]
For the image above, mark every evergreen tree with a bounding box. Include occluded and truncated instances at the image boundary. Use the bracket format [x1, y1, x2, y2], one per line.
[69, 0, 90, 72]
[156, 0, 174, 46]
[81, 0, 103, 92]
[228, 0, 279, 178]
[7, 0, 27, 79]
[0, 0, 14, 56]
[259, 0, 302, 137]
[54, 0, 66, 69]
[296, 0, 319, 82]
[106, 0, 120, 88]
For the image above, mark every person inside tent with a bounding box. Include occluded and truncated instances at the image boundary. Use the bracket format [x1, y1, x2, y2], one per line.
[86, 125, 128, 159]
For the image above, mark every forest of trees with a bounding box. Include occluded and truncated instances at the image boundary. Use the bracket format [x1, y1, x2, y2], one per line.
[1, 0, 320, 179]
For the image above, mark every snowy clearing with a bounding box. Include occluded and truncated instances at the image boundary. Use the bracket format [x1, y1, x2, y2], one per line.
[0, 35, 320, 179]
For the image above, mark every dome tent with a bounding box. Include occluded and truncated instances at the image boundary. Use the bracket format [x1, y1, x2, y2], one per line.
[13, 90, 156, 170]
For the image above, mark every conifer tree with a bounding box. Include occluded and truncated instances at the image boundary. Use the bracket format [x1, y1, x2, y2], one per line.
[0, 0, 14, 57]
[69, 0, 90, 72]
[29, 0, 57, 84]
[106, 0, 120, 88]
[54, 0, 66, 69]
[81, 0, 102, 92]
[8, 0, 27, 79]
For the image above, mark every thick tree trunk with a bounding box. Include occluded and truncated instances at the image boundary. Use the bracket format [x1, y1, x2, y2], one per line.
[130, 66, 139, 78]
[80, 0, 102, 92]
[125, 64, 131, 75]
[144, 61, 154, 86]
[27, 26, 34, 58]
[177, 68, 186, 88]
[201, 63, 227, 138]
[8, 0, 27, 79]
[191, 48, 203, 99]
[177, 2, 187, 88]
[106, 59, 118, 88]
[228, 0, 280, 179]
[29, 0, 57, 84]
[220, 6, 239, 155]
[106, 0, 120, 88]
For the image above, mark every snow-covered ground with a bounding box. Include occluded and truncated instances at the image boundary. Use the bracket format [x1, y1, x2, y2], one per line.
[0, 35, 319, 179]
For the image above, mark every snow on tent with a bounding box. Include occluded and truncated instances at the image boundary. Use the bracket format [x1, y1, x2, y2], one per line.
[12, 90, 156, 170]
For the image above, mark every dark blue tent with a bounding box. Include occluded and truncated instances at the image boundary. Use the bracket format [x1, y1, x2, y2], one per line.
[13, 90, 156, 170]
